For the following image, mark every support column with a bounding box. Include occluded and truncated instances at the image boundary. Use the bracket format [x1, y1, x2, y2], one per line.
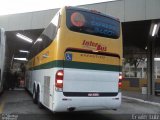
[147, 37, 155, 95]
[151, 38, 155, 95]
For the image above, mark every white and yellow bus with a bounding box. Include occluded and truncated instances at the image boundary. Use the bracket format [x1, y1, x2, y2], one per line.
[25, 6, 123, 112]
[0, 28, 6, 93]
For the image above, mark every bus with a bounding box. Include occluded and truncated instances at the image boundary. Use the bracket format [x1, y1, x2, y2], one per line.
[25, 6, 123, 112]
[0, 28, 6, 93]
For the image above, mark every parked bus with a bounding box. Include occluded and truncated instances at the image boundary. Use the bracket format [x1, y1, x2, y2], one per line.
[25, 6, 123, 112]
[0, 28, 6, 93]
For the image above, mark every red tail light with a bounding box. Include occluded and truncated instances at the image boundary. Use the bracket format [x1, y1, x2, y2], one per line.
[118, 73, 122, 89]
[55, 70, 64, 89]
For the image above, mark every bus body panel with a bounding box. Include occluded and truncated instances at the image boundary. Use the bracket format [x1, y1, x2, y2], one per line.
[26, 67, 56, 110]
[57, 30, 123, 65]
[63, 50, 120, 94]
[63, 69, 119, 93]
[26, 67, 121, 112]
[53, 92, 121, 112]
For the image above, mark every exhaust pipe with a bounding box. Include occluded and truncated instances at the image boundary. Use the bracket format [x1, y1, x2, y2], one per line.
[67, 107, 75, 112]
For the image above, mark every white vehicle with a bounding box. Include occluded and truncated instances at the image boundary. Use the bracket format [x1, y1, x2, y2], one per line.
[25, 6, 123, 112]
[0, 28, 6, 93]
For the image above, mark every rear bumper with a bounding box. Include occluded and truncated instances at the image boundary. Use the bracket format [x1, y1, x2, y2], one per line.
[52, 92, 121, 112]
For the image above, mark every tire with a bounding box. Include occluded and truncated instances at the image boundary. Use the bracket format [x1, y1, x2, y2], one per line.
[37, 88, 44, 109]
[33, 87, 38, 104]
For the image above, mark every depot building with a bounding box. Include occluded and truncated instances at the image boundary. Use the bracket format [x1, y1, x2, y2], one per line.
[0, 0, 160, 94]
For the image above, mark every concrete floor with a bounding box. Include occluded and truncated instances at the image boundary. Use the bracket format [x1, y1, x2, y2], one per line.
[0, 89, 160, 120]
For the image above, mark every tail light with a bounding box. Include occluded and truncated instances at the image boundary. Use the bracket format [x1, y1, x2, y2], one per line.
[55, 70, 64, 90]
[118, 73, 122, 89]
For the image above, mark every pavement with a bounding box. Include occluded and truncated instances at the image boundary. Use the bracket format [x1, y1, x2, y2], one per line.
[122, 91, 160, 106]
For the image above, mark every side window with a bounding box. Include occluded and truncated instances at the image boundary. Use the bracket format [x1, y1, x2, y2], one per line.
[28, 45, 34, 60]
[38, 12, 60, 52]
[40, 23, 56, 51]
[28, 12, 60, 60]
[29, 39, 41, 59]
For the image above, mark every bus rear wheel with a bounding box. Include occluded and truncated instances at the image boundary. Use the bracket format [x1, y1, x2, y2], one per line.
[33, 88, 38, 104]
[37, 88, 43, 109]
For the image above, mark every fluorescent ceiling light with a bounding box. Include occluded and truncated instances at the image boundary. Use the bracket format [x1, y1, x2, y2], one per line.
[154, 58, 160, 61]
[152, 24, 158, 37]
[19, 50, 29, 53]
[14, 57, 28, 61]
[37, 38, 42, 42]
[34, 38, 42, 44]
[16, 33, 33, 43]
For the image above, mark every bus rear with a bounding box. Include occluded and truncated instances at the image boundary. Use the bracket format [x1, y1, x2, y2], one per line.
[54, 7, 122, 112]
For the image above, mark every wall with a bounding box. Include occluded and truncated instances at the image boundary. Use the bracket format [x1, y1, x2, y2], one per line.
[122, 78, 160, 92]
[0, 0, 160, 31]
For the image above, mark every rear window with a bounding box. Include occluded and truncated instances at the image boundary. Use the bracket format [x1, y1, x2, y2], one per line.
[66, 8, 120, 39]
